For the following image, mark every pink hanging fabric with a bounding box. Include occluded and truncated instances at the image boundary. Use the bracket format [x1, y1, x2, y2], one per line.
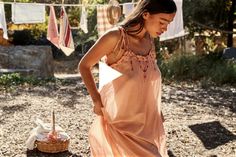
[47, 6, 59, 48]
[59, 6, 75, 56]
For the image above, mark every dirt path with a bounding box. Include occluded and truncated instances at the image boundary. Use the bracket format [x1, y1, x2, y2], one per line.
[0, 75, 235, 157]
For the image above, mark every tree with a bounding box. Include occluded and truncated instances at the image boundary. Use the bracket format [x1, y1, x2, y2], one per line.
[184, 0, 231, 34]
[227, 0, 236, 47]
[183, 0, 235, 47]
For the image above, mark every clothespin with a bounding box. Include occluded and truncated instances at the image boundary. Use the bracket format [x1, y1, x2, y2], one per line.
[132, 0, 136, 7]
[62, 0, 65, 5]
[61, 0, 65, 11]
[82, 0, 88, 8]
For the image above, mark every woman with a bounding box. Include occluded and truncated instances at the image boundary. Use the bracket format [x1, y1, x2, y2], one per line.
[79, 0, 176, 156]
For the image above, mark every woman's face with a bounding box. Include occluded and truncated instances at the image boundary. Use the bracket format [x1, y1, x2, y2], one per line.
[143, 12, 176, 38]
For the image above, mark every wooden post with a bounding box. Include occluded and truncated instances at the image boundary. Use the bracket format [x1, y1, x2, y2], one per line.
[227, 0, 236, 47]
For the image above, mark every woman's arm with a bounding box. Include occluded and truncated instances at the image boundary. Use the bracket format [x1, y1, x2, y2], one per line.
[78, 29, 121, 115]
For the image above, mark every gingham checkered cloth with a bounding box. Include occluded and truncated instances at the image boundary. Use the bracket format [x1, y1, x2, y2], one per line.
[97, 5, 115, 37]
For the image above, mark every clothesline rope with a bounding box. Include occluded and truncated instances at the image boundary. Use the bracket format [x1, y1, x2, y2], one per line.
[1, 1, 137, 7]
[192, 20, 236, 34]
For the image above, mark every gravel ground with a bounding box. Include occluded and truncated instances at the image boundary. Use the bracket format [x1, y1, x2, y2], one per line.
[0, 73, 235, 157]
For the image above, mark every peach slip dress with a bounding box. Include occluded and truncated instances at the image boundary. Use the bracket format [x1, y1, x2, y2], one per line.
[89, 27, 168, 157]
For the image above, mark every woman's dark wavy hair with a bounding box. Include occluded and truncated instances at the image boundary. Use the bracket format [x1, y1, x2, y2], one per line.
[121, 0, 177, 34]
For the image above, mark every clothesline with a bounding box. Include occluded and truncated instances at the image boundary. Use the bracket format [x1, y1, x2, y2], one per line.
[0, 0, 185, 45]
[192, 20, 236, 34]
[1, 1, 137, 7]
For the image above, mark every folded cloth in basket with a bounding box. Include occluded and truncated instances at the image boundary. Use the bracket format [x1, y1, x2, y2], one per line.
[26, 118, 69, 150]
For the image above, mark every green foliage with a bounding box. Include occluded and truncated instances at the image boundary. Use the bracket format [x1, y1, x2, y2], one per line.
[0, 73, 23, 86]
[12, 23, 48, 45]
[183, 0, 231, 37]
[159, 53, 236, 86]
[30, 23, 48, 40]
[0, 73, 78, 89]
[0, 73, 58, 88]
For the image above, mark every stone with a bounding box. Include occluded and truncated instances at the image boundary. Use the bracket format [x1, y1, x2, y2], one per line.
[0, 46, 54, 77]
[222, 47, 236, 59]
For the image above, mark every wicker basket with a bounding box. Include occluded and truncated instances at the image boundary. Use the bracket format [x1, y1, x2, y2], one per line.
[35, 111, 70, 153]
[36, 139, 69, 153]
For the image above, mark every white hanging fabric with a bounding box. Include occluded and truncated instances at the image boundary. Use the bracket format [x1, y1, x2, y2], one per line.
[122, 3, 134, 18]
[12, 3, 46, 24]
[47, 6, 59, 48]
[80, 6, 88, 33]
[59, 6, 75, 56]
[0, 3, 8, 39]
[160, 0, 185, 41]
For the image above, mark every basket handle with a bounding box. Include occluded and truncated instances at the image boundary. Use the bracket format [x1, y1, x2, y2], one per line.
[52, 110, 56, 133]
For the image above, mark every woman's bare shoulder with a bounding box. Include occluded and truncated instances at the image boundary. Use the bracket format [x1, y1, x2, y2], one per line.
[101, 27, 122, 43]
[82, 27, 123, 57]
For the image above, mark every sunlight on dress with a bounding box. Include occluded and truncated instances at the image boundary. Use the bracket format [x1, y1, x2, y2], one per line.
[89, 27, 168, 157]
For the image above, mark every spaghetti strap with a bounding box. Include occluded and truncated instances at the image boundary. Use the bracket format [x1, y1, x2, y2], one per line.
[105, 26, 129, 65]
[108, 26, 126, 53]
[117, 26, 129, 50]
[123, 27, 130, 49]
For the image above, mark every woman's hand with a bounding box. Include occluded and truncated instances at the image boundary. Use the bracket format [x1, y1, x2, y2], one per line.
[93, 96, 104, 116]
[161, 111, 165, 122]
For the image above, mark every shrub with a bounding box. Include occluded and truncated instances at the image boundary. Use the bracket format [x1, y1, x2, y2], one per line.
[11, 23, 48, 45]
[0, 73, 23, 86]
[158, 53, 236, 86]
[0, 73, 55, 87]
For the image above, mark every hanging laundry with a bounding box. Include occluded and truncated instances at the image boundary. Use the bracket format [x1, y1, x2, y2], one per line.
[97, 5, 114, 37]
[122, 2, 134, 18]
[12, 3, 45, 24]
[47, 6, 59, 48]
[80, 6, 88, 33]
[59, 6, 75, 56]
[160, 0, 185, 41]
[107, 0, 122, 25]
[0, 3, 8, 39]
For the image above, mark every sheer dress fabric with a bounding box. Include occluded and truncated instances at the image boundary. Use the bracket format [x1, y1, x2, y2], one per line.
[89, 27, 168, 157]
